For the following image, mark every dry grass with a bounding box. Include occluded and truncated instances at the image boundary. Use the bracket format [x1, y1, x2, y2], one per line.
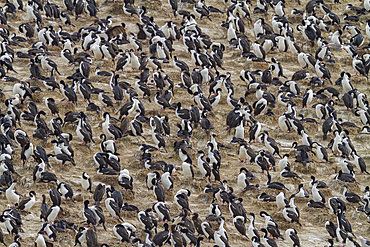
[0, 0, 369, 246]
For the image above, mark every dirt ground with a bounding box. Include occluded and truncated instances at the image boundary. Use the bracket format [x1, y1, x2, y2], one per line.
[0, 0, 369, 246]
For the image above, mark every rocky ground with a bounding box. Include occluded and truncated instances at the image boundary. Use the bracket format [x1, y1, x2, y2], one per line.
[0, 0, 369, 246]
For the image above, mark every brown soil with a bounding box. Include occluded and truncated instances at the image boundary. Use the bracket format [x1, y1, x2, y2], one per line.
[0, 0, 370, 246]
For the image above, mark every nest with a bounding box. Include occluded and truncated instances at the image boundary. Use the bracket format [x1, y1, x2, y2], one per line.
[120, 192, 135, 203]
[123, 155, 141, 170]
[278, 53, 295, 63]
[348, 211, 370, 221]
[269, 212, 302, 231]
[109, 3, 124, 15]
[189, 179, 208, 194]
[32, 182, 57, 194]
[353, 134, 370, 142]
[287, 14, 302, 24]
[85, 111, 101, 123]
[303, 122, 320, 134]
[293, 162, 317, 174]
[55, 163, 78, 173]
[141, 0, 162, 11]
[255, 114, 277, 127]
[32, 136, 52, 149]
[294, 197, 309, 204]
[351, 76, 368, 85]
[121, 210, 138, 219]
[328, 61, 341, 71]
[59, 103, 76, 116]
[358, 50, 369, 58]
[255, 200, 276, 211]
[73, 193, 85, 202]
[163, 189, 174, 201]
[59, 114, 75, 128]
[32, 91, 44, 103]
[95, 174, 119, 185]
[177, 51, 189, 60]
[229, 50, 243, 60]
[135, 169, 151, 183]
[327, 179, 360, 194]
[250, 61, 269, 71]
[320, 187, 334, 199]
[277, 132, 296, 143]
[168, 71, 181, 82]
[338, 56, 352, 67]
[312, 212, 335, 225]
[197, 193, 212, 203]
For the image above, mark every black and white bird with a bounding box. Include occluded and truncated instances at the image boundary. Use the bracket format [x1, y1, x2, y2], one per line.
[102, 112, 123, 140]
[153, 180, 166, 202]
[5, 182, 20, 205]
[17, 191, 36, 212]
[352, 55, 368, 78]
[113, 224, 131, 243]
[174, 189, 191, 212]
[359, 236, 370, 247]
[161, 172, 173, 190]
[100, 134, 118, 154]
[57, 182, 74, 202]
[99, 92, 115, 109]
[214, 229, 229, 247]
[60, 80, 77, 105]
[253, 98, 267, 116]
[343, 185, 364, 204]
[105, 197, 123, 221]
[45, 205, 61, 224]
[81, 172, 92, 192]
[233, 216, 248, 239]
[261, 228, 278, 247]
[283, 204, 301, 226]
[315, 59, 332, 84]
[83, 200, 97, 227]
[153, 201, 171, 222]
[286, 228, 300, 247]
[295, 184, 309, 198]
[118, 169, 134, 193]
[151, 120, 167, 152]
[312, 182, 325, 203]
[173, 56, 189, 71]
[353, 151, 369, 174]
[49, 153, 76, 166]
[182, 161, 194, 178]
[309, 176, 327, 188]
[45, 98, 59, 116]
[8, 235, 21, 247]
